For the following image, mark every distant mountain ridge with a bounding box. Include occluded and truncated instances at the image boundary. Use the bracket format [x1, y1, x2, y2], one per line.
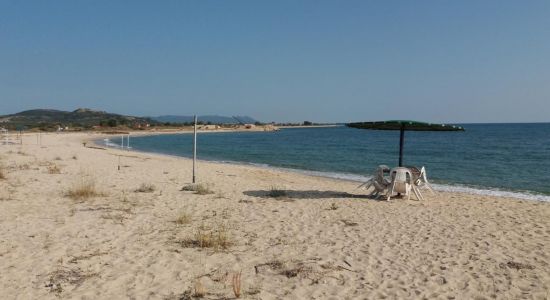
[0, 108, 155, 130]
[152, 115, 258, 124]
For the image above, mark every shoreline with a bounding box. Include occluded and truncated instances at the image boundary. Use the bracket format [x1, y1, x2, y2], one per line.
[1, 132, 548, 298]
[95, 133, 550, 203]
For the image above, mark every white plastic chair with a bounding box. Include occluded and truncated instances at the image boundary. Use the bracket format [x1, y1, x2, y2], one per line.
[415, 166, 435, 194]
[358, 165, 390, 198]
[387, 167, 413, 201]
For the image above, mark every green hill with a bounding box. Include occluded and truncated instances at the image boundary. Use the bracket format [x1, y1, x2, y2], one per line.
[0, 108, 156, 130]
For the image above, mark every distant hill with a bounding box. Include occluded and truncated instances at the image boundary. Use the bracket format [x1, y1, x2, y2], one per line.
[0, 108, 156, 130]
[152, 115, 258, 124]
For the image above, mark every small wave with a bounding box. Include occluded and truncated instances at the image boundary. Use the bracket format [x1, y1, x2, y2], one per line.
[251, 166, 550, 202]
[102, 138, 123, 148]
[432, 183, 550, 202]
[98, 139, 549, 202]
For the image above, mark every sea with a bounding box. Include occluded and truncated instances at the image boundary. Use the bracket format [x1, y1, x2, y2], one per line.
[101, 123, 550, 202]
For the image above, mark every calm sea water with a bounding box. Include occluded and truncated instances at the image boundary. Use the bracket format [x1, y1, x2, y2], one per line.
[103, 123, 550, 201]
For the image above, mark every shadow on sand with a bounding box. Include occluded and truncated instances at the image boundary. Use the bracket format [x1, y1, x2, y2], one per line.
[243, 190, 377, 200]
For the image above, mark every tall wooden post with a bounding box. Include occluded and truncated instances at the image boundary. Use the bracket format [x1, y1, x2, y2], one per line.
[193, 115, 197, 183]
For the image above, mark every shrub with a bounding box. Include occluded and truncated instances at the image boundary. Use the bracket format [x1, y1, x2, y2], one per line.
[66, 180, 102, 200]
[175, 211, 192, 225]
[194, 279, 206, 298]
[134, 183, 156, 193]
[178, 223, 231, 251]
[48, 164, 61, 174]
[181, 183, 214, 195]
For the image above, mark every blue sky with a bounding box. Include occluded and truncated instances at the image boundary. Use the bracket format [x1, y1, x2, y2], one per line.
[1, 1, 549, 123]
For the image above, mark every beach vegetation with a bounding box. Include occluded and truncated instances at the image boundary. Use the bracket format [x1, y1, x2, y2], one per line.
[181, 183, 214, 195]
[46, 266, 97, 295]
[134, 183, 156, 193]
[0, 160, 6, 179]
[48, 164, 61, 174]
[194, 279, 206, 298]
[329, 203, 339, 210]
[17, 150, 29, 156]
[66, 179, 102, 200]
[175, 211, 192, 225]
[178, 223, 231, 251]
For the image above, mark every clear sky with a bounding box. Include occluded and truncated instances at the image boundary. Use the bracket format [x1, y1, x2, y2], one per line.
[1, 1, 549, 123]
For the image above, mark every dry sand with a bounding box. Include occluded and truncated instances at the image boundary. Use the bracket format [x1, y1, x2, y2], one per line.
[0, 132, 549, 299]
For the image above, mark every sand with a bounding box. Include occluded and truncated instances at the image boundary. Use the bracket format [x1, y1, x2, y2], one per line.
[0, 132, 549, 299]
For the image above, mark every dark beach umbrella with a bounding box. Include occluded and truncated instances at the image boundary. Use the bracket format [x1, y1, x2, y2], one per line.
[346, 120, 465, 167]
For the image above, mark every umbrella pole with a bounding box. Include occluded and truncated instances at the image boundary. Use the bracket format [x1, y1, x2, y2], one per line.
[399, 126, 404, 167]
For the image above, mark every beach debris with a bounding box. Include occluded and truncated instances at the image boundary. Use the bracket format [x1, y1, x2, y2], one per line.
[343, 260, 352, 268]
[44, 266, 97, 294]
[341, 219, 358, 226]
[499, 261, 535, 270]
[232, 271, 242, 298]
[68, 250, 108, 264]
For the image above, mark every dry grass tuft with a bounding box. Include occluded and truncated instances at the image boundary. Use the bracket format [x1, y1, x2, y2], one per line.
[178, 223, 232, 251]
[0, 167, 5, 180]
[18, 163, 31, 170]
[48, 164, 61, 174]
[267, 186, 287, 198]
[175, 211, 192, 225]
[17, 150, 29, 156]
[45, 266, 97, 294]
[328, 203, 339, 210]
[232, 271, 242, 298]
[134, 183, 156, 193]
[194, 279, 206, 298]
[181, 183, 214, 195]
[66, 179, 102, 200]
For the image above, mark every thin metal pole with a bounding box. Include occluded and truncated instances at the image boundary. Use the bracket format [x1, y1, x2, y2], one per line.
[193, 115, 197, 183]
[399, 126, 405, 167]
[121, 135, 124, 148]
[127, 134, 130, 149]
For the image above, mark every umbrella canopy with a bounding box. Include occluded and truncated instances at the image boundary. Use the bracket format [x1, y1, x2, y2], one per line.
[346, 120, 465, 166]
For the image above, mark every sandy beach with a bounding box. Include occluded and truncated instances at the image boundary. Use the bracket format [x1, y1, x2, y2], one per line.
[0, 132, 548, 299]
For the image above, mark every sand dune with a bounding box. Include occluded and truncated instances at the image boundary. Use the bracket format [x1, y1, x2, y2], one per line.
[0, 132, 548, 299]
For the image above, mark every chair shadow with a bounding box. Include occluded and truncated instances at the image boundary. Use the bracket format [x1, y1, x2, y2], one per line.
[243, 190, 378, 200]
